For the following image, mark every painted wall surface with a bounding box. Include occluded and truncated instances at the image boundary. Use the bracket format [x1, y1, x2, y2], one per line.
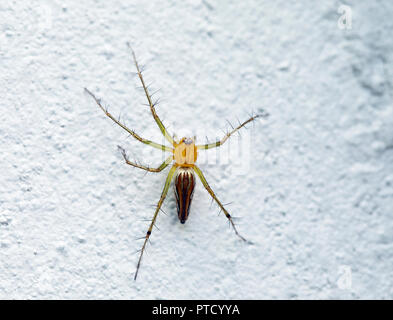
[0, 1, 392, 299]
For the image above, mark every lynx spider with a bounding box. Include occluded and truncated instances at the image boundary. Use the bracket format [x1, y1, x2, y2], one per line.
[85, 44, 268, 280]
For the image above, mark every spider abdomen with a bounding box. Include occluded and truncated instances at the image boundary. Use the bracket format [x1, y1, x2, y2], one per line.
[174, 168, 196, 224]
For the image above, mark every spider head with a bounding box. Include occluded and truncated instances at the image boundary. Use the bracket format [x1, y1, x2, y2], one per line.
[174, 137, 198, 166]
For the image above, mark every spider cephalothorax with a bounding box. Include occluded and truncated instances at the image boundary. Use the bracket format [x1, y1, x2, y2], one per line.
[85, 44, 268, 280]
[173, 137, 197, 166]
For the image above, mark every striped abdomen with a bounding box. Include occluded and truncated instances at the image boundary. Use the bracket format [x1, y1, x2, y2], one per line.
[174, 168, 196, 224]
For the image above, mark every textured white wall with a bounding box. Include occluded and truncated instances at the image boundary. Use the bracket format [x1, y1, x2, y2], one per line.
[1, 0, 392, 299]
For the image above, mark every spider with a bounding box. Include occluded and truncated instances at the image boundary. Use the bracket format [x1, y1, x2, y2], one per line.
[85, 45, 268, 280]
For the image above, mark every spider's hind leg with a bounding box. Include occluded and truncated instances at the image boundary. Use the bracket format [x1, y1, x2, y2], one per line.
[133, 165, 177, 280]
[193, 165, 249, 243]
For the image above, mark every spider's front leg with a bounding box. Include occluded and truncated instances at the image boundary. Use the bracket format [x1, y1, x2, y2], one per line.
[134, 165, 177, 280]
[193, 165, 248, 242]
[128, 44, 175, 146]
[196, 113, 268, 150]
[85, 88, 173, 152]
[118, 146, 173, 172]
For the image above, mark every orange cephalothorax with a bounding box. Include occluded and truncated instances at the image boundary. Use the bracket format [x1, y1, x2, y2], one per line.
[173, 137, 197, 166]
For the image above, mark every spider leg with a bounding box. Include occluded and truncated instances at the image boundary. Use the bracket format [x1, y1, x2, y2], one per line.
[196, 113, 268, 150]
[127, 44, 175, 146]
[85, 88, 173, 152]
[118, 146, 173, 172]
[193, 165, 248, 242]
[134, 164, 177, 280]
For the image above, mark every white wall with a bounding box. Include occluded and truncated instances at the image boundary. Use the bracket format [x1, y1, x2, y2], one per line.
[0, 0, 392, 299]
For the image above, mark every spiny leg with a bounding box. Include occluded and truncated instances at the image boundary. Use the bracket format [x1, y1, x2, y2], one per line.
[134, 165, 177, 280]
[127, 43, 175, 146]
[193, 165, 248, 242]
[196, 113, 268, 150]
[85, 88, 173, 152]
[118, 146, 173, 172]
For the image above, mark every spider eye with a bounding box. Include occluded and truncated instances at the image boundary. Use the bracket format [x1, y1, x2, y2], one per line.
[184, 137, 193, 145]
